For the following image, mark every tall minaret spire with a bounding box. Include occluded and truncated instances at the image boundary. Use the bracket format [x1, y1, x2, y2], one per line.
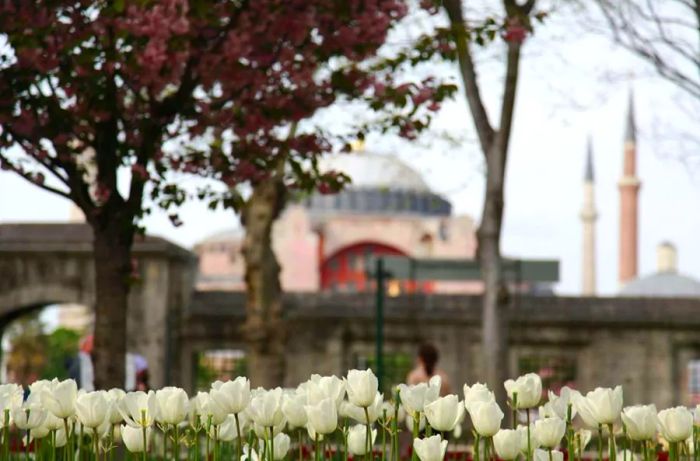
[581, 136, 598, 295]
[618, 90, 641, 286]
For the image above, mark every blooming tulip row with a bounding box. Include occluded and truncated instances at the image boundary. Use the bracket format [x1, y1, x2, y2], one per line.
[0, 371, 697, 461]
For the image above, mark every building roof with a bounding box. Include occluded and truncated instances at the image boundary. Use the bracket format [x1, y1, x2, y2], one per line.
[319, 152, 431, 192]
[197, 228, 244, 245]
[619, 271, 700, 298]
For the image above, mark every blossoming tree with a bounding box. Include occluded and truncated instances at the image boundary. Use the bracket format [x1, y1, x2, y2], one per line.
[0, 1, 455, 387]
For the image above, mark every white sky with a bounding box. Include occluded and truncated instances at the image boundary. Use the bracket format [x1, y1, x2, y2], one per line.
[1, 5, 699, 297]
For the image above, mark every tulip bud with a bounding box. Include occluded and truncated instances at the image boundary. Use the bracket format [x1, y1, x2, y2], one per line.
[12, 404, 47, 430]
[534, 449, 563, 461]
[494, 429, 522, 460]
[584, 386, 623, 425]
[399, 375, 441, 416]
[305, 397, 338, 435]
[463, 383, 495, 411]
[533, 416, 566, 449]
[0, 384, 24, 418]
[572, 393, 599, 429]
[621, 405, 657, 441]
[75, 390, 109, 429]
[576, 429, 592, 451]
[424, 394, 465, 432]
[303, 375, 346, 408]
[210, 377, 251, 415]
[658, 406, 693, 442]
[504, 374, 542, 409]
[283, 392, 307, 429]
[211, 414, 247, 441]
[345, 369, 379, 408]
[468, 400, 504, 437]
[121, 424, 150, 453]
[155, 387, 189, 425]
[41, 379, 78, 419]
[271, 432, 291, 461]
[413, 435, 448, 461]
[54, 427, 68, 448]
[106, 389, 126, 425]
[340, 393, 383, 424]
[249, 388, 285, 428]
[348, 425, 377, 456]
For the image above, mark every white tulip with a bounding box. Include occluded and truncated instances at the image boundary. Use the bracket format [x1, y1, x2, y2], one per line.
[413, 435, 448, 461]
[210, 377, 251, 414]
[155, 387, 189, 425]
[657, 406, 693, 442]
[399, 375, 441, 416]
[494, 429, 522, 460]
[271, 432, 291, 461]
[121, 424, 150, 453]
[302, 375, 346, 408]
[249, 388, 285, 428]
[576, 429, 592, 451]
[516, 424, 540, 453]
[463, 383, 495, 411]
[54, 427, 68, 448]
[241, 444, 260, 461]
[345, 369, 379, 408]
[43, 412, 64, 431]
[75, 390, 109, 428]
[347, 425, 377, 456]
[41, 379, 78, 419]
[0, 384, 24, 421]
[211, 413, 248, 441]
[585, 386, 623, 425]
[504, 374, 542, 409]
[694, 404, 700, 426]
[119, 391, 157, 428]
[621, 405, 657, 441]
[545, 387, 579, 420]
[189, 392, 210, 425]
[305, 397, 337, 435]
[253, 419, 286, 440]
[425, 394, 465, 432]
[340, 393, 383, 424]
[533, 416, 566, 449]
[573, 393, 599, 429]
[468, 400, 504, 437]
[12, 404, 47, 430]
[283, 392, 308, 429]
[534, 449, 563, 461]
[106, 389, 126, 424]
[406, 412, 426, 433]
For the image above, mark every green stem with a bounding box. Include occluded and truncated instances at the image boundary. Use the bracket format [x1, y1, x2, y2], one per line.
[411, 414, 420, 461]
[315, 434, 320, 461]
[670, 442, 678, 461]
[299, 429, 304, 461]
[598, 425, 603, 461]
[365, 407, 372, 461]
[175, 425, 180, 461]
[548, 449, 553, 461]
[51, 430, 56, 461]
[205, 416, 212, 461]
[163, 425, 169, 461]
[526, 410, 532, 461]
[381, 410, 387, 461]
[484, 437, 490, 461]
[566, 405, 573, 461]
[474, 433, 481, 461]
[608, 424, 616, 461]
[193, 422, 200, 461]
[270, 427, 275, 461]
[64, 418, 71, 461]
[141, 424, 148, 461]
[512, 393, 519, 430]
[3, 410, 9, 461]
[94, 428, 99, 461]
[235, 414, 242, 461]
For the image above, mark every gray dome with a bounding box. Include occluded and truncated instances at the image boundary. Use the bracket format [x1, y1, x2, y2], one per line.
[318, 152, 431, 192]
[620, 272, 700, 298]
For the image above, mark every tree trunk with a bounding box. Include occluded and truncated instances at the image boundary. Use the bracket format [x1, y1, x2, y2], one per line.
[477, 142, 510, 407]
[241, 178, 286, 389]
[92, 219, 132, 389]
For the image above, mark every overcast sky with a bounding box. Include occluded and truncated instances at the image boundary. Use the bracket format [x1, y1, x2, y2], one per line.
[1, 4, 698, 297]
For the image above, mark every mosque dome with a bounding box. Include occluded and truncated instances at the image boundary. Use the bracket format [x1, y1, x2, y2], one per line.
[304, 150, 451, 216]
[619, 242, 700, 297]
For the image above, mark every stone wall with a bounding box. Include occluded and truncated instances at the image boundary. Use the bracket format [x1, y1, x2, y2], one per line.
[183, 292, 700, 409]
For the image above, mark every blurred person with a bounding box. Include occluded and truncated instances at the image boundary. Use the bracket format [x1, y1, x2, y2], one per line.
[406, 343, 452, 395]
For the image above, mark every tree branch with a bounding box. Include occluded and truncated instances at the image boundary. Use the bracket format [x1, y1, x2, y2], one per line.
[0, 154, 71, 200]
[443, 0, 495, 155]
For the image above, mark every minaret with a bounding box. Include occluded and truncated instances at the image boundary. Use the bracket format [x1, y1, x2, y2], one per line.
[580, 137, 598, 295]
[618, 91, 641, 285]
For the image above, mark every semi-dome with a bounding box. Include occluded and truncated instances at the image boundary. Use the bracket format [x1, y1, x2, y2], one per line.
[619, 272, 700, 298]
[306, 151, 451, 216]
